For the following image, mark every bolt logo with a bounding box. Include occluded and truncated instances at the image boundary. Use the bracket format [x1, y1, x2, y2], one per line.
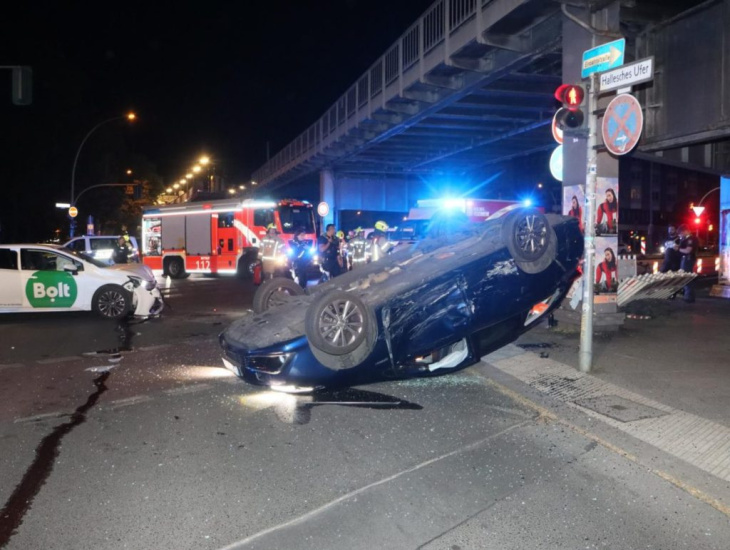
[25, 272, 78, 308]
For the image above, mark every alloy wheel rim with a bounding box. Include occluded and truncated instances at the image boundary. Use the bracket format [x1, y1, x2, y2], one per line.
[99, 291, 126, 317]
[515, 215, 547, 259]
[318, 299, 364, 348]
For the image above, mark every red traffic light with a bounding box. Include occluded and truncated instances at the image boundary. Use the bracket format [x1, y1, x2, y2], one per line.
[555, 84, 585, 107]
[694, 217, 702, 225]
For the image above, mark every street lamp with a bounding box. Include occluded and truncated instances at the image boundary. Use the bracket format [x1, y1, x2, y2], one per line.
[192, 165, 201, 173]
[199, 156, 210, 165]
[69, 112, 136, 236]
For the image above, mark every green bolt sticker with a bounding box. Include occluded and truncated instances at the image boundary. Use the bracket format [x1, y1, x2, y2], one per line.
[25, 271, 78, 308]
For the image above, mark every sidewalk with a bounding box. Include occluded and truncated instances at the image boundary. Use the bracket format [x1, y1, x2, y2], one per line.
[480, 282, 730, 489]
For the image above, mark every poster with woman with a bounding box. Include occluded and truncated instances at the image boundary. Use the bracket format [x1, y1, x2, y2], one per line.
[595, 178, 618, 235]
[594, 236, 618, 294]
[563, 185, 585, 233]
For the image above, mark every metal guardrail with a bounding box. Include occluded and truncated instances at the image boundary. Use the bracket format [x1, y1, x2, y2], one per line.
[251, 0, 499, 186]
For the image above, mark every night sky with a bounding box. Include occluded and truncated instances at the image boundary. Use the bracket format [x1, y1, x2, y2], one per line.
[1, 0, 435, 241]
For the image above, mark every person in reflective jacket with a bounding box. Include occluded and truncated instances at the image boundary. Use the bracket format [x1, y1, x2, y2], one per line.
[260, 224, 284, 280]
[349, 227, 368, 269]
[369, 220, 392, 262]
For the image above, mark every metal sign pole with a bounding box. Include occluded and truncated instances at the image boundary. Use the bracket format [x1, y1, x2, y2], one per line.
[579, 73, 599, 373]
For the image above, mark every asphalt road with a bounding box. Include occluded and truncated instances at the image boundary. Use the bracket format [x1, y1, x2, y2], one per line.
[1, 275, 729, 549]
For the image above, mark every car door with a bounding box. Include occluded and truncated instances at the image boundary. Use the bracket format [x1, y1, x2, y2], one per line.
[0, 248, 22, 309]
[19, 248, 86, 311]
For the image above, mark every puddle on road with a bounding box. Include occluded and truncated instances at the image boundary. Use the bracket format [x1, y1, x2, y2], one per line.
[0, 371, 111, 546]
[239, 387, 422, 425]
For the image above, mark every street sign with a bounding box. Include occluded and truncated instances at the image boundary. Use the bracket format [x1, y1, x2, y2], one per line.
[599, 57, 654, 93]
[317, 201, 329, 218]
[602, 93, 644, 156]
[68, 206, 78, 218]
[549, 145, 563, 182]
[551, 111, 564, 144]
[581, 38, 625, 79]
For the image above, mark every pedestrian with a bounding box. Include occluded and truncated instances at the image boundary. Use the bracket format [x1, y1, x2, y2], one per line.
[336, 230, 348, 271]
[317, 224, 342, 278]
[349, 227, 368, 269]
[595, 246, 618, 292]
[289, 229, 310, 288]
[368, 220, 392, 262]
[113, 236, 131, 264]
[260, 224, 284, 280]
[595, 188, 617, 235]
[678, 224, 696, 303]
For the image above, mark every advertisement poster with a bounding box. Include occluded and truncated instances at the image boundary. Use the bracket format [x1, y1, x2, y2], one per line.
[563, 185, 585, 233]
[595, 178, 618, 236]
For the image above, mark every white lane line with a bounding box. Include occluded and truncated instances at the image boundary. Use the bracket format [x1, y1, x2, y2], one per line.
[35, 356, 81, 365]
[107, 395, 154, 409]
[137, 344, 172, 352]
[219, 421, 530, 550]
[14, 411, 69, 424]
[0, 363, 25, 371]
[163, 383, 213, 396]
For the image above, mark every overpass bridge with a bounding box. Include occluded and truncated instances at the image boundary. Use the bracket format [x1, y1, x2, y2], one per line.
[251, 0, 728, 226]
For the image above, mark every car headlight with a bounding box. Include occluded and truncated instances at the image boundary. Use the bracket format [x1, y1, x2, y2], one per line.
[144, 279, 156, 290]
[126, 276, 142, 290]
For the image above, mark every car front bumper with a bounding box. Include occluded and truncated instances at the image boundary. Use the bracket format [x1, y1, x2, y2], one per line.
[132, 286, 164, 317]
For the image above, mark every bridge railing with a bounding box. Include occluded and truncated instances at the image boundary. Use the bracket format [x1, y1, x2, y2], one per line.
[252, 0, 496, 185]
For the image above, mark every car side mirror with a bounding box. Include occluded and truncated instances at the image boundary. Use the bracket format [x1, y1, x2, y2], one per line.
[64, 264, 79, 275]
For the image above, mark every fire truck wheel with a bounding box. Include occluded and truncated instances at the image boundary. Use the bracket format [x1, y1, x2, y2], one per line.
[166, 257, 188, 279]
[253, 277, 306, 313]
[304, 290, 377, 370]
[237, 251, 258, 281]
[501, 208, 557, 275]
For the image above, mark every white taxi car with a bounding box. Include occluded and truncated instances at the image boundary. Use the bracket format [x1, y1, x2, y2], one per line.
[0, 244, 163, 319]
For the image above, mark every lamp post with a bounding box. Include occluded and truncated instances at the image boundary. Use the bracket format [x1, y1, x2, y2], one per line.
[69, 112, 135, 236]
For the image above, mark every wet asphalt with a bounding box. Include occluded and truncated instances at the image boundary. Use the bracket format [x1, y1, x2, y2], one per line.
[1, 276, 729, 549]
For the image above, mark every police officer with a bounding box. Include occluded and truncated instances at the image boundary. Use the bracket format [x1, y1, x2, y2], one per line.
[368, 220, 392, 262]
[113, 236, 131, 264]
[260, 223, 284, 280]
[678, 224, 697, 303]
[318, 223, 342, 278]
[289, 229, 310, 288]
[349, 227, 368, 269]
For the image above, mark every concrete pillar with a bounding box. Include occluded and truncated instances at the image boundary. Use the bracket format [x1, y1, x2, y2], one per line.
[319, 169, 336, 234]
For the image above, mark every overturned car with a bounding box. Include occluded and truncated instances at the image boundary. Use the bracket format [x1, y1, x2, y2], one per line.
[219, 209, 583, 392]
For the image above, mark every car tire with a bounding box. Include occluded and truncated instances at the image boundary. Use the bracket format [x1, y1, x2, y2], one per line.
[305, 290, 378, 370]
[502, 208, 557, 274]
[92, 285, 132, 319]
[253, 277, 307, 313]
[166, 257, 188, 279]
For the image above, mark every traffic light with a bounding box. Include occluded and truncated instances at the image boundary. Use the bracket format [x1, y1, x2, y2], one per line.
[554, 84, 586, 131]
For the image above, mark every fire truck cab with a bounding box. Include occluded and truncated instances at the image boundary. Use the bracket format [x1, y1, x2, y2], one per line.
[141, 198, 316, 279]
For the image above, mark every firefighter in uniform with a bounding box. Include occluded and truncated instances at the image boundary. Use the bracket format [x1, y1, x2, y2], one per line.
[336, 230, 349, 271]
[260, 223, 284, 280]
[349, 227, 368, 269]
[368, 220, 392, 263]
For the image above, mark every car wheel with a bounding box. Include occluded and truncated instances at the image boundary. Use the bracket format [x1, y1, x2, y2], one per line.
[166, 257, 188, 279]
[253, 277, 306, 313]
[92, 285, 131, 319]
[305, 290, 378, 370]
[502, 208, 557, 274]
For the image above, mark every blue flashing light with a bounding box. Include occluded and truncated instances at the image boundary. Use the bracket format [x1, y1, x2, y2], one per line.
[522, 198, 533, 207]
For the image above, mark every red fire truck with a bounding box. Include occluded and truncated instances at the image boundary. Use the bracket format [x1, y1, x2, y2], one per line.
[141, 198, 316, 279]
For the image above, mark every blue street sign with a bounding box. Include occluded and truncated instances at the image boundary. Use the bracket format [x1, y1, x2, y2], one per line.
[581, 38, 626, 79]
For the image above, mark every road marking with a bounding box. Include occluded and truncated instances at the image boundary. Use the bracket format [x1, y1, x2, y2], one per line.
[35, 356, 81, 365]
[107, 395, 153, 409]
[136, 344, 172, 352]
[14, 411, 70, 424]
[0, 363, 25, 371]
[218, 420, 531, 550]
[163, 383, 213, 396]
